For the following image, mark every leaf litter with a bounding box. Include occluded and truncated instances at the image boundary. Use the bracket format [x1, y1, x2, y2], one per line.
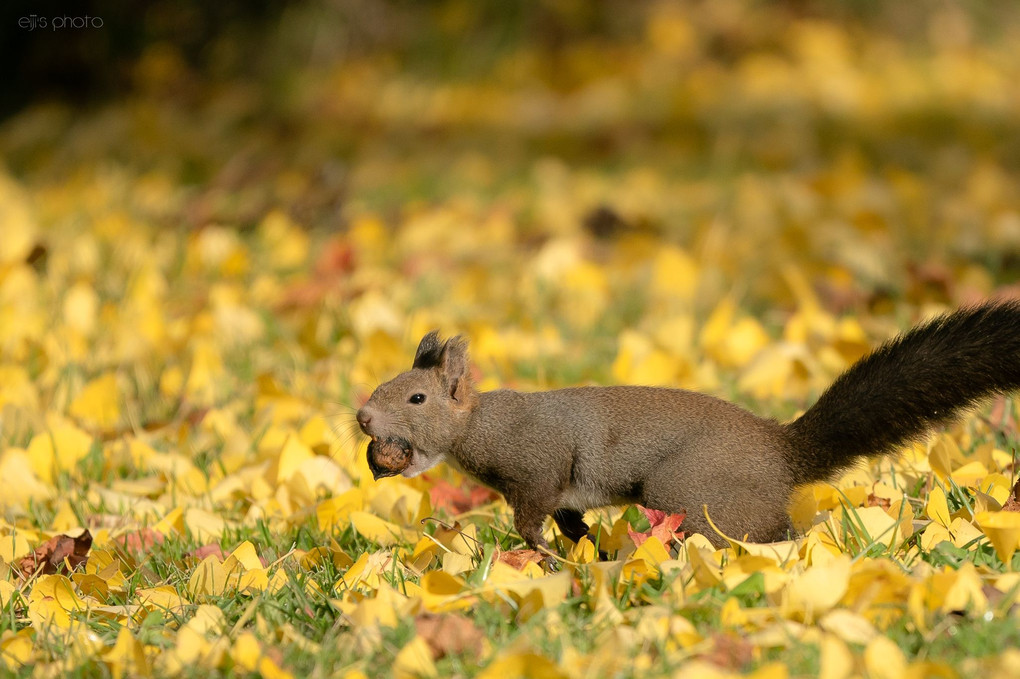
[2, 2, 1020, 677]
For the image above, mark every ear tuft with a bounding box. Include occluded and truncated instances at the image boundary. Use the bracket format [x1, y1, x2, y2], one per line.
[413, 330, 444, 369]
[440, 335, 472, 401]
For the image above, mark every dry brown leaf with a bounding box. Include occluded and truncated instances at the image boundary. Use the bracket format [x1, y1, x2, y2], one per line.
[1003, 477, 1020, 513]
[496, 549, 545, 571]
[17, 529, 92, 579]
[414, 613, 484, 659]
[866, 493, 892, 510]
[704, 633, 753, 671]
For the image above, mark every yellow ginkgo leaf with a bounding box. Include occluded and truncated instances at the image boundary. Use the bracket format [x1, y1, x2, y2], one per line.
[650, 246, 699, 301]
[818, 633, 853, 679]
[818, 609, 877, 645]
[104, 625, 150, 679]
[419, 570, 472, 613]
[187, 555, 229, 598]
[225, 541, 263, 573]
[975, 511, 1020, 564]
[63, 281, 98, 336]
[630, 535, 671, 566]
[184, 508, 227, 543]
[481, 567, 571, 610]
[928, 436, 961, 481]
[349, 511, 416, 547]
[570, 536, 597, 564]
[0, 581, 17, 608]
[784, 555, 850, 620]
[863, 635, 907, 679]
[135, 586, 189, 616]
[0, 629, 34, 669]
[69, 372, 121, 431]
[0, 448, 55, 507]
[231, 632, 263, 672]
[26, 420, 93, 483]
[476, 652, 568, 679]
[348, 585, 415, 629]
[925, 485, 951, 528]
[393, 637, 437, 679]
[28, 574, 83, 629]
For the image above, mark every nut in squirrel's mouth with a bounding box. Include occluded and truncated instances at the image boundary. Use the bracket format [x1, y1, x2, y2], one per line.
[366, 435, 414, 480]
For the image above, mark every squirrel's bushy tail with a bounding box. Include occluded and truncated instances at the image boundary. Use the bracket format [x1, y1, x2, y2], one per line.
[785, 301, 1020, 483]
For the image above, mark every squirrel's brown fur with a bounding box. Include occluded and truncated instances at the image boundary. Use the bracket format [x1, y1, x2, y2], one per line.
[356, 302, 1020, 552]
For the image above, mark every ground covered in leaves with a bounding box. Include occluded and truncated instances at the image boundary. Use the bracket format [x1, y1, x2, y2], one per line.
[2, 1, 1020, 677]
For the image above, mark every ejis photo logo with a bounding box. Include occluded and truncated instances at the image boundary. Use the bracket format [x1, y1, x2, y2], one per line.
[18, 14, 105, 31]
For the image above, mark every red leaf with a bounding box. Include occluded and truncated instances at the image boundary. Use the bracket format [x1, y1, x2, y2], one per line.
[189, 544, 226, 561]
[428, 479, 500, 515]
[989, 395, 1020, 438]
[628, 506, 686, 548]
[113, 528, 165, 558]
[276, 237, 356, 311]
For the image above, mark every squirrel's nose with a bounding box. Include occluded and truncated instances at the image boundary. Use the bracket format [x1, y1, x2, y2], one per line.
[356, 408, 372, 431]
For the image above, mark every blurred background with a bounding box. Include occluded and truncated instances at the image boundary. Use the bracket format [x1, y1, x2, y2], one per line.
[3, 0, 1020, 408]
[4, 4, 1020, 673]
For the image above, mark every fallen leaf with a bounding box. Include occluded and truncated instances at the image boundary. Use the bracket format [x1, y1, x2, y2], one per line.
[393, 636, 437, 679]
[69, 372, 121, 431]
[475, 651, 568, 679]
[17, 530, 92, 579]
[704, 633, 753, 671]
[496, 549, 544, 571]
[1003, 476, 1020, 513]
[189, 544, 226, 562]
[414, 613, 484, 659]
[427, 479, 500, 514]
[628, 506, 686, 548]
[863, 635, 907, 679]
[975, 511, 1020, 564]
[113, 528, 165, 559]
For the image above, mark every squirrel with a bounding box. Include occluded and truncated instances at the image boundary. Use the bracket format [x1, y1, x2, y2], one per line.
[356, 302, 1020, 554]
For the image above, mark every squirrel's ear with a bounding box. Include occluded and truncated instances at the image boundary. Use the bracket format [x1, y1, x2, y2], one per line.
[439, 335, 472, 402]
[413, 330, 444, 369]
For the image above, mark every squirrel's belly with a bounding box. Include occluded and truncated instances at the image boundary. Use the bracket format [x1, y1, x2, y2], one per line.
[559, 485, 615, 511]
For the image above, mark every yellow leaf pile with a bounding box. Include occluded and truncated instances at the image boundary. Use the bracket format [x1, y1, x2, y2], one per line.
[2, 1, 1020, 676]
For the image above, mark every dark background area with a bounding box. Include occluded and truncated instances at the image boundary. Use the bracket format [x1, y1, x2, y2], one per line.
[3, 0, 283, 116]
[6, 0, 1017, 117]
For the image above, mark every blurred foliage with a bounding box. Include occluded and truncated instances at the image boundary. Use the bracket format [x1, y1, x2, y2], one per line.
[1, 0, 1020, 676]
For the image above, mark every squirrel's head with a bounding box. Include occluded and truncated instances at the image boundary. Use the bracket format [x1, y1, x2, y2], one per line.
[356, 331, 476, 479]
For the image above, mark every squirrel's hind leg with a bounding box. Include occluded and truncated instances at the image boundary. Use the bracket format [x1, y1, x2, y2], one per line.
[552, 508, 609, 560]
[551, 508, 590, 543]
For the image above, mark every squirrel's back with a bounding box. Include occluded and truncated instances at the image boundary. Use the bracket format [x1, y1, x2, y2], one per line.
[457, 386, 796, 542]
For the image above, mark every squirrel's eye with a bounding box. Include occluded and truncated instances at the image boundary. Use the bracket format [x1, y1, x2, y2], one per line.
[409, 393, 426, 404]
